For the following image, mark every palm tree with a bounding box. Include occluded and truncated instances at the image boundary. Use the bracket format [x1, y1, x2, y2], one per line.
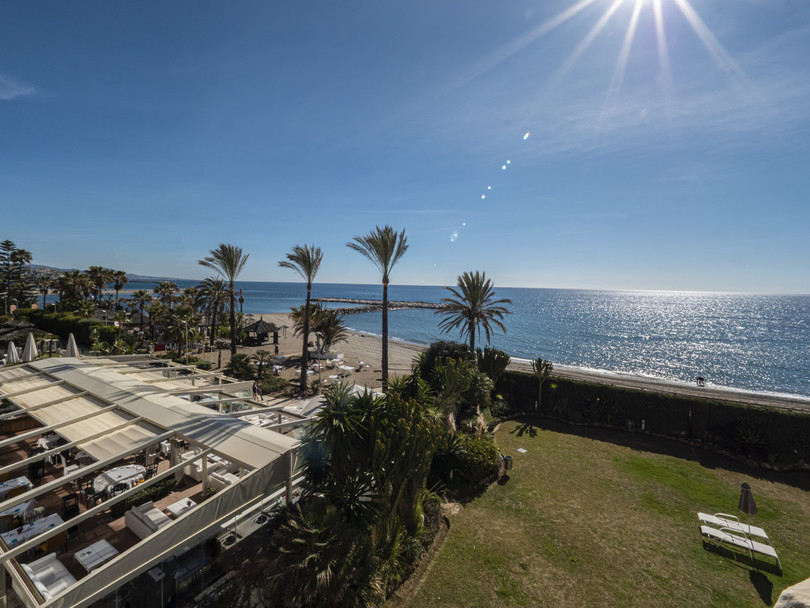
[56, 270, 92, 303]
[112, 270, 128, 311]
[436, 271, 512, 351]
[163, 305, 200, 358]
[34, 271, 55, 311]
[531, 357, 553, 412]
[199, 244, 249, 357]
[130, 290, 153, 333]
[315, 309, 349, 355]
[347, 226, 408, 388]
[278, 245, 323, 393]
[195, 277, 227, 347]
[85, 266, 113, 304]
[153, 281, 179, 309]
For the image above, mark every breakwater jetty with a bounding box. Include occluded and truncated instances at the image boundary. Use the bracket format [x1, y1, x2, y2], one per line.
[313, 298, 446, 314]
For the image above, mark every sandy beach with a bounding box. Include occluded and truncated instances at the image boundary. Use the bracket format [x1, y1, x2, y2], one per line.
[210, 313, 810, 413]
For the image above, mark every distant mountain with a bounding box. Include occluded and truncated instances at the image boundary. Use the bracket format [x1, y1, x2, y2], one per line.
[30, 265, 187, 283]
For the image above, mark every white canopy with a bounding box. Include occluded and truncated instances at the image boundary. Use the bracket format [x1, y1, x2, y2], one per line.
[21, 332, 38, 362]
[66, 333, 80, 357]
[5, 341, 20, 364]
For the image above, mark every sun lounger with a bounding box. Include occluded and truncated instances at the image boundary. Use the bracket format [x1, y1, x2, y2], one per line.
[700, 525, 781, 573]
[697, 512, 769, 543]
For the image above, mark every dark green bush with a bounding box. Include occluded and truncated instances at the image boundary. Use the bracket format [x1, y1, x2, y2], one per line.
[109, 477, 178, 518]
[262, 375, 289, 394]
[26, 309, 100, 344]
[457, 436, 499, 485]
[498, 369, 810, 468]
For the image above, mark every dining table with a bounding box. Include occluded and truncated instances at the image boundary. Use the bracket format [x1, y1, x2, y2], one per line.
[0, 476, 32, 500]
[93, 465, 146, 494]
[0, 513, 64, 548]
[0, 498, 36, 519]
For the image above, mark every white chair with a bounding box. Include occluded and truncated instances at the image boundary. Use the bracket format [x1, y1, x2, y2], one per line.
[700, 525, 781, 573]
[697, 512, 769, 543]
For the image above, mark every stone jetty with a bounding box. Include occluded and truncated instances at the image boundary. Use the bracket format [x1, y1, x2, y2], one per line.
[313, 298, 446, 314]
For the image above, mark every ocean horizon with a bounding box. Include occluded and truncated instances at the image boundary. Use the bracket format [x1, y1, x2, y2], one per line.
[115, 280, 810, 401]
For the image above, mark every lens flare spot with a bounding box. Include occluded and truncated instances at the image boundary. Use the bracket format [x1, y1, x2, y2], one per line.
[502, 165, 507, 170]
[462, 221, 467, 227]
[487, 186, 492, 190]
[506, 160, 511, 164]
[523, 131, 530, 140]
[481, 194, 486, 199]
[450, 231, 459, 243]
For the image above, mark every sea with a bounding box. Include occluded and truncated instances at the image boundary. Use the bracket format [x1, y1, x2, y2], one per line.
[122, 280, 810, 401]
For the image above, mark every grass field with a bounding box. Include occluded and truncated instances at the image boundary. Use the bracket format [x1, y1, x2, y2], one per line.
[404, 418, 810, 608]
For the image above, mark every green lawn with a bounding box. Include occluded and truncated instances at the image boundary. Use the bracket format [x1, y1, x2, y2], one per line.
[404, 419, 810, 608]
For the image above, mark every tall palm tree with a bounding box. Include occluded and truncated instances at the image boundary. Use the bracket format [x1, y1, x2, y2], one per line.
[347, 226, 408, 388]
[195, 277, 228, 347]
[153, 281, 179, 309]
[436, 271, 512, 351]
[198, 244, 249, 357]
[278, 244, 323, 393]
[315, 309, 349, 355]
[85, 266, 113, 304]
[34, 271, 55, 311]
[130, 289, 153, 333]
[56, 270, 92, 303]
[111, 270, 128, 311]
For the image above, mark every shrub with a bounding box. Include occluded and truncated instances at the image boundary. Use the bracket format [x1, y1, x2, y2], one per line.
[261, 375, 289, 394]
[457, 436, 499, 485]
[109, 477, 177, 518]
[497, 369, 810, 468]
[416, 340, 475, 381]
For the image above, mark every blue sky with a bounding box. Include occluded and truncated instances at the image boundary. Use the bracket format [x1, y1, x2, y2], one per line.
[2, 1, 809, 293]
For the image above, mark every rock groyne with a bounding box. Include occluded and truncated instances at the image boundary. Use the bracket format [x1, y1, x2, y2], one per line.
[313, 298, 446, 315]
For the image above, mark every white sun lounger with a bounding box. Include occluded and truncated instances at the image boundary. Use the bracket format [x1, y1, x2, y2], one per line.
[700, 525, 781, 573]
[697, 512, 769, 543]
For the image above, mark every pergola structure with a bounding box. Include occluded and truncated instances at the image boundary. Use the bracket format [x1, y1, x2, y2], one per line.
[0, 356, 305, 608]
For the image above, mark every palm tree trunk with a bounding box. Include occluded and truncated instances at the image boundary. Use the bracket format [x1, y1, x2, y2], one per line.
[382, 281, 389, 389]
[469, 322, 476, 351]
[209, 309, 217, 347]
[300, 289, 311, 393]
[229, 285, 237, 356]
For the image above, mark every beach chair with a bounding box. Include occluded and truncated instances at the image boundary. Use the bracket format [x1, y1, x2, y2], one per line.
[697, 512, 769, 543]
[700, 525, 781, 573]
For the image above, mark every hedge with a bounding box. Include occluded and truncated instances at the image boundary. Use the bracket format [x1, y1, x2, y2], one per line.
[497, 369, 810, 469]
[25, 310, 100, 345]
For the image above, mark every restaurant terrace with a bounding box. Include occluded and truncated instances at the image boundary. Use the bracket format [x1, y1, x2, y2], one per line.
[0, 355, 308, 608]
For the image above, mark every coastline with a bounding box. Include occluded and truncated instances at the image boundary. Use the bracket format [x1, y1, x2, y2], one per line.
[219, 312, 810, 413]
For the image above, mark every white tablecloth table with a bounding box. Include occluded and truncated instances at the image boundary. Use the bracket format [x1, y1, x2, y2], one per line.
[166, 498, 196, 518]
[93, 465, 146, 494]
[0, 476, 31, 500]
[0, 513, 64, 548]
[0, 498, 36, 519]
[74, 539, 119, 572]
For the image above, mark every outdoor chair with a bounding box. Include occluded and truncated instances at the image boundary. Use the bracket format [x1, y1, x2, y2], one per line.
[62, 493, 80, 537]
[109, 483, 128, 497]
[700, 525, 781, 573]
[22, 506, 46, 524]
[697, 512, 770, 543]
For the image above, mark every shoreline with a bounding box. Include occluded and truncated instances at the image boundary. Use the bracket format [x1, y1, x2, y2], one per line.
[233, 312, 810, 413]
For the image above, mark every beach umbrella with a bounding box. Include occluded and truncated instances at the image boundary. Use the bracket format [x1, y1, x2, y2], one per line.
[738, 482, 758, 518]
[6, 341, 20, 364]
[21, 332, 38, 362]
[66, 333, 80, 358]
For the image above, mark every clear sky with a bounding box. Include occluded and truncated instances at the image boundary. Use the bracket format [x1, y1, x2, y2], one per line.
[2, 1, 809, 293]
